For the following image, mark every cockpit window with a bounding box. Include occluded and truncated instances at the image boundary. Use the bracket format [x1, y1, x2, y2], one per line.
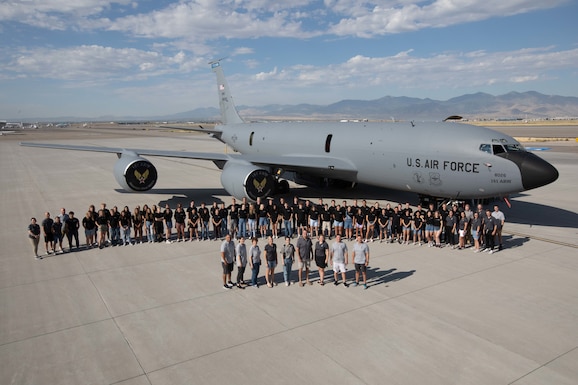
[493, 144, 505, 155]
[480, 142, 525, 155]
[479, 144, 492, 154]
[504, 144, 525, 152]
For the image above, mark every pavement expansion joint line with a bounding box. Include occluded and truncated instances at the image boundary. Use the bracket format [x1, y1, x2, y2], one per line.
[506, 230, 578, 248]
[507, 345, 578, 385]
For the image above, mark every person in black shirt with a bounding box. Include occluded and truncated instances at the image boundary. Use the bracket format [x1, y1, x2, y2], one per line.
[333, 203, 344, 238]
[282, 202, 293, 238]
[228, 200, 239, 239]
[144, 206, 155, 243]
[109, 207, 121, 246]
[264, 236, 278, 287]
[83, 211, 96, 248]
[314, 235, 329, 285]
[174, 206, 187, 242]
[99, 203, 111, 244]
[269, 203, 281, 239]
[391, 207, 402, 243]
[88, 205, 98, 247]
[65, 211, 80, 251]
[153, 206, 165, 242]
[219, 202, 228, 238]
[378, 208, 388, 243]
[413, 212, 423, 245]
[28, 217, 41, 259]
[482, 209, 497, 253]
[320, 204, 332, 239]
[432, 211, 442, 247]
[458, 211, 468, 250]
[401, 209, 412, 244]
[438, 203, 449, 243]
[187, 206, 200, 241]
[96, 210, 108, 249]
[41, 212, 55, 255]
[211, 207, 223, 241]
[163, 205, 173, 243]
[52, 216, 64, 254]
[344, 204, 354, 240]
[257, 203, 268, 238]
[425, 210, 434, 246]
[133, 207, 143, 244]
[119, 210, 132, 245]
[471, 211, 482, 252]
[354, 208, 365, 240]
[291, 196, 299, 235]
[445, 210, 458, 248]
[199, 202, 210, 240]
[237, 203, 248, 239]
[365, 206, 377, 242]
[295, 202, 307, 236]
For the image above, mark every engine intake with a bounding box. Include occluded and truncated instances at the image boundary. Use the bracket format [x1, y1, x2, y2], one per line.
[221, 161, 275, 200]
[113, 152, 158, 192]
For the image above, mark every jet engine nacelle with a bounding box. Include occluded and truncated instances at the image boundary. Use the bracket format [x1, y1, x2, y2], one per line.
[220, 161, 275, 200]
[113, 152, 158, 192]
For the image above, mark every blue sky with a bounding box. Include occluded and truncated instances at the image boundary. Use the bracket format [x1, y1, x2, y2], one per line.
[1, 0, 577, 119]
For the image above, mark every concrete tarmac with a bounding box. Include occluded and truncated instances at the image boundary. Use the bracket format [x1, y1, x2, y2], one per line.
[1, 126, 577, 385]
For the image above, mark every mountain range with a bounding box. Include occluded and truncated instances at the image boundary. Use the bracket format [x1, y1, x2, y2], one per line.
[233, 91, 578, 121]
[14, 91, 578, 122]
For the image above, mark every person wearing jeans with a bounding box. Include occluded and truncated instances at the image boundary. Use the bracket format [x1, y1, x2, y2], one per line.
[248, 237, 261, 287]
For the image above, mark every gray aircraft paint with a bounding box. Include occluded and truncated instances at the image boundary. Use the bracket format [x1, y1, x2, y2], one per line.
[218, 121, 524, 198]
[20, 60, 558, 200]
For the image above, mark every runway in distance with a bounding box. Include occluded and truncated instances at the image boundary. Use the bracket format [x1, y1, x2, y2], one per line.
[21, 60, 559, 203]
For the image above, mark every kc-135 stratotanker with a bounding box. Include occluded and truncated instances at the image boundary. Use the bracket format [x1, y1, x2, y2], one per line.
[21, 60, 558, 203]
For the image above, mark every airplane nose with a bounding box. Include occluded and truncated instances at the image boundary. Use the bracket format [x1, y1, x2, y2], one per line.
[502, 151, 559, 190]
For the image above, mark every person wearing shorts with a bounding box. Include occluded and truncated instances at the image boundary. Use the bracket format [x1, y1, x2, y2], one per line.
[41, 212, 54, 255]
[351, 235, 369, 289]
[264, 236, 278, 287]
[471, 211, 482, 252]
[330, 235, 348, 286]
[296, 230, 313, 286]
[308, 205, 319, 238]
[52, 216, 64, 254]
[83, 211, 96, 248]
[220, 234, 235, 289]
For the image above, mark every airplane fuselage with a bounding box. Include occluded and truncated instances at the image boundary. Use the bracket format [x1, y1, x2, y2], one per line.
[219, 120, 542, 199]
[20, 60, 559, 201]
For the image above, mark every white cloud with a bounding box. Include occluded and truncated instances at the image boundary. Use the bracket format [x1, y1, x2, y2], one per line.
[0, 0, 134, 30]
[233, 47, 255, 56]
[3, 44, 576, 102]
[0, 1, 569, 42]
[97, 1, 313, 43]
[328, 0, 568, 37]
[5, 45, 201, 83]
[240, 46, 578, 103]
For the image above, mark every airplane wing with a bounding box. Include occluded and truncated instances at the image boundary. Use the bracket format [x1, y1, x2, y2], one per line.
[159, 125, 223, 138]
[19, 142, 358, 180]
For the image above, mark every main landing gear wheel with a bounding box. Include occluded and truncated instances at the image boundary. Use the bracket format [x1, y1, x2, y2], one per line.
[275, 179, 290, 194]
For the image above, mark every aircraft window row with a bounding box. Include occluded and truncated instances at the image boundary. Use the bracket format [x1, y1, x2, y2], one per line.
[504, 144, 525, 152]
[479, 144, 492, 154]
[479, 143, 526, 155]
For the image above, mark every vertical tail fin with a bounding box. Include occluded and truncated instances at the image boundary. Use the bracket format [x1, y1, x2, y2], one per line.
[210, 60, 244, 125]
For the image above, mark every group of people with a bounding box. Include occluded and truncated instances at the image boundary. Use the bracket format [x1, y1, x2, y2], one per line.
[26, 197, 505, 261]
[219, 231, 370, 290]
